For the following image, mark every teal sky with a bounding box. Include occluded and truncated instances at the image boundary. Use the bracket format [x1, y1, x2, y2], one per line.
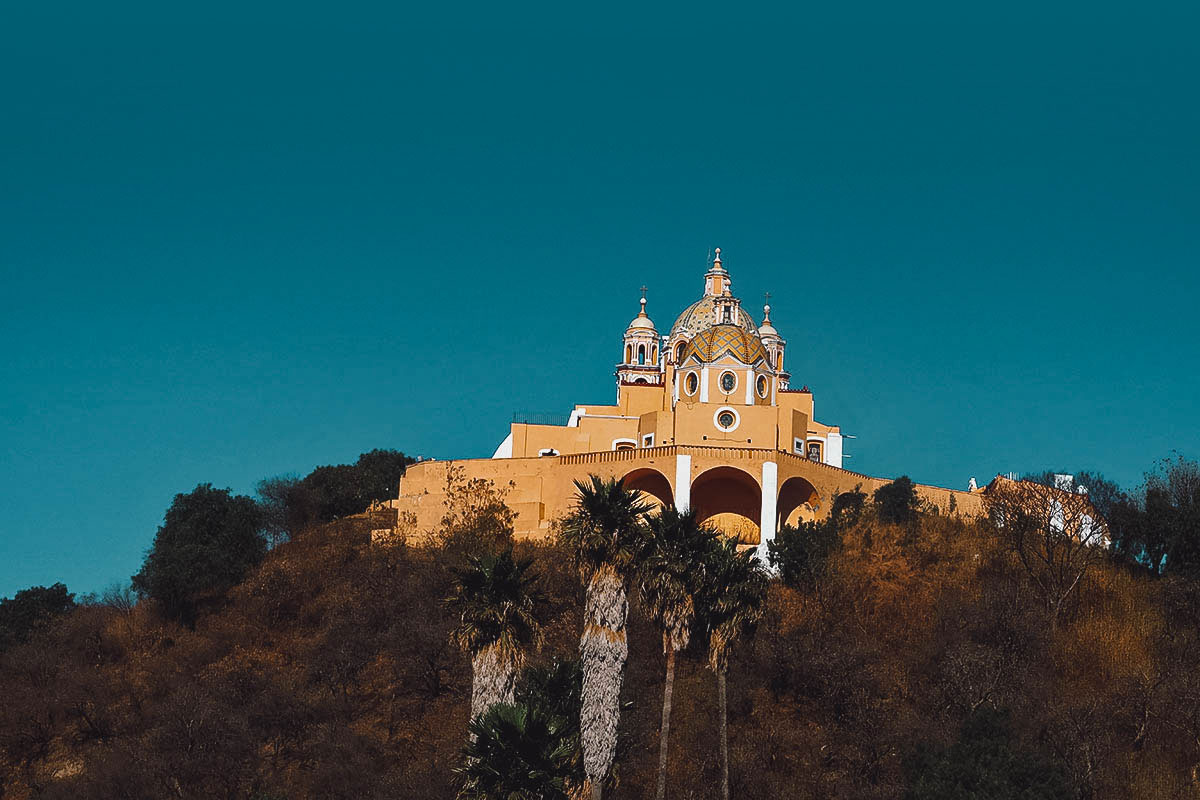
[3, 1, 1198, 597]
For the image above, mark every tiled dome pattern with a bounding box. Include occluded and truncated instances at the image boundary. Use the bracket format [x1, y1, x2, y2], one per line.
[680, 324, 768, 366]
[669, 296, 758, 341]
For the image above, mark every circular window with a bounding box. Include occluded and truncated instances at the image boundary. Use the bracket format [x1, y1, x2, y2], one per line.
[756, 375, 768, 398]
[685, 372, 699, 395]
[713, 406, 740, 433]
[719, 371, 737, 393]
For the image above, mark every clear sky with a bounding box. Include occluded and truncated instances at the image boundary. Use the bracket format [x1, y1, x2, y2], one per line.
[2, 1, 1198, 598]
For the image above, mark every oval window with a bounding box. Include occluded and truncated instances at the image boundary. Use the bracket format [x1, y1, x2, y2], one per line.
[719, 371, 736, 393]
[718, 410, 735, 428]
[757, 375, 768, 398]
[685, 372, 699, 395]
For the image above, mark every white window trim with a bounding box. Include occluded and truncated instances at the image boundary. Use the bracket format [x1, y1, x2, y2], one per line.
[684, 371, 699, 396]
[718, 369, 738, 396]
[612, 438, 638, 450]
[794, 437, 805, 455]
[714, 406, 741, 433]
[756, 374, 769, 399]
[642, 433, 654, 448]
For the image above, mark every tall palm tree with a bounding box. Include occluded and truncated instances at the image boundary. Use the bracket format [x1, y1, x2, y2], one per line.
[639, 506, 718, 800]
[456, 702, 573, 800]
[699, 537, 768, 800]
[560, 475, 653, 800]
[450, 548, 547, 721]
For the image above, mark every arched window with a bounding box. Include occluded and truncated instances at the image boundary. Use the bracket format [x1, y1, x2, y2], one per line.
[638, 344, 646, 365]
[652, 346, 658, 363]
[625, 345, 632, 363]
[675, 342, 686, 363]
[776, 352, 783, 370]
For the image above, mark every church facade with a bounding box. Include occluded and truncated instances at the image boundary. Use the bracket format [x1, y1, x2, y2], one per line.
[387, 250, 983, 560]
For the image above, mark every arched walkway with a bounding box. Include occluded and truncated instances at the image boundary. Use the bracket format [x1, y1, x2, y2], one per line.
[691, 466, 762, 544]
[777, 476, 821, 528]
[621, 467, 674, 509]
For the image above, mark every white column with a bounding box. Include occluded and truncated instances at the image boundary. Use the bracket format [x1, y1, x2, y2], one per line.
[757, 460, 778, 567]
[824, 432, 843, 469]
[744, 369, 754, 405]
[674, 454, 692, 512]
[699, 367, 710, 402]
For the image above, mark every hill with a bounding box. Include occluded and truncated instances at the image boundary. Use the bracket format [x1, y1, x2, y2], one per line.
[2, 481, 1199, 798]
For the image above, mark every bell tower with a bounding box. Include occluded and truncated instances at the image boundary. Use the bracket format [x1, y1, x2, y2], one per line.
[616, 288, 662, 388]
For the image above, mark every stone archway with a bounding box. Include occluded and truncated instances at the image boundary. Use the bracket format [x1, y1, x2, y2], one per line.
[621, 467, 674, 510]
[778, 476, 821, 528]
[691, 466, 762, 545]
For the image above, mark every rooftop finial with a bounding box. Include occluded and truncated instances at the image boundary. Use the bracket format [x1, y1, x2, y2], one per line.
[713, 247, 722, 268]
[639, 285, 648, 315]
[763, 291, 772, 320]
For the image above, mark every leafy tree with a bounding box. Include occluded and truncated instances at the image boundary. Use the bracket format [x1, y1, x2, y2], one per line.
[698, 537, 768, 800]
[1110, 454, 1200, 577]
[767, 519, 840, 592]
[638, 506, 718, 800]
[353, 448, 413, 506]
[875, 476, 920, 524]
[256, 449, 414, 539]
[0, 582, 75, 652]
[255, 474, 302, 546]
[831, 486, 868, 526]
[132, 483, 265, 625]
[560, 475, 652, 800]
[450, 548, 547, 721]
[456, 702, 573, 800]
[903, 707, 1071, 799]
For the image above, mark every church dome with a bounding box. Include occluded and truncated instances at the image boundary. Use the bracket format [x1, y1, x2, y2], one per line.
[680, 324, 768, 366]
[669, 296, 758, 340]
[626, 297, 657, 332]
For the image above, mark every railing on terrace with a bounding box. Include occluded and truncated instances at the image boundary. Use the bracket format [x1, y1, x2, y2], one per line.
[512, 411, 571, 427]
[557, 444, 876, 480]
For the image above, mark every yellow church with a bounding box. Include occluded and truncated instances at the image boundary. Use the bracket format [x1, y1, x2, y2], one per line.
[388, 249, 983, 558]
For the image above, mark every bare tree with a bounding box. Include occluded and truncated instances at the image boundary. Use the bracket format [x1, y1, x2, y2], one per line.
[984, 477, 1108, 631]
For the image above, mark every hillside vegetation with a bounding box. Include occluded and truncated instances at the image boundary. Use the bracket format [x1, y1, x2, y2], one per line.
[2, 455, 1199, 799]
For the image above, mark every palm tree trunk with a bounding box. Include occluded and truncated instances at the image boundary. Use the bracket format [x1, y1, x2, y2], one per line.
[580, 566, 628, 800]
[718, 667, 729, 800]
[656, 641, 677, 800]
[471, 643, 518, 720]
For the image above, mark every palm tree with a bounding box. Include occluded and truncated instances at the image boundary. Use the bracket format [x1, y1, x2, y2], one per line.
[560, 475, 653, 800]
[456, 702, 574, 800]
[699, 537, 768, 800]
[450, 548, 547, 721]
[516, 658, 584, 796]
[639, 506, 718, 800]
